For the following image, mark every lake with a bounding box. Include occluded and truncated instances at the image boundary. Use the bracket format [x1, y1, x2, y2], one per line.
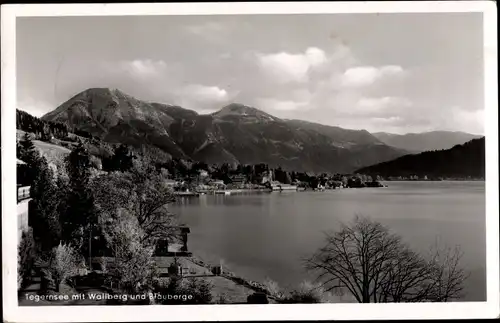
[170, 181, 486, 302]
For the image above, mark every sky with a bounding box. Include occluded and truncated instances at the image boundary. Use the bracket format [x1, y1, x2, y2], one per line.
[16, 13, 485, 135]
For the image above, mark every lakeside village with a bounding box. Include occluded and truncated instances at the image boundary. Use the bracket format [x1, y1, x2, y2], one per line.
[135, 161, 445, 197]
[123, 150, 398, 197]
[161, 167, 388, 197]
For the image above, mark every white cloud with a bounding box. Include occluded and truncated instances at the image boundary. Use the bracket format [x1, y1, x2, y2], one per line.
[370, 116, 403, 124]
[256, 98, 308, 112]
[182, 84, 229, 102]
[357, 96, 412, 110]
[185, 22, 224, 35]
[184, 21, 237, 44]
[114, 59, 167, 78]
[438, 106, 485, 135]
[305, 47, 327, 67]
[341, 65, 404, 87]
[256, 47, 328, 84]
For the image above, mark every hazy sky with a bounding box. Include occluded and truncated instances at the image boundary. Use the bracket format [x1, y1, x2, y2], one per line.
[17, 13, 484, 134]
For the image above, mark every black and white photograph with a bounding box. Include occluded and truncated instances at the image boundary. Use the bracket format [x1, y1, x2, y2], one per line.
[2, 1, 498, 321]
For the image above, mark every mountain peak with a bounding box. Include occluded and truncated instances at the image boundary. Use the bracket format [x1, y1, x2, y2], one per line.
[213, 103, 279, 122]
[217, 103, 260, 114]
[81, 87, 133, 100]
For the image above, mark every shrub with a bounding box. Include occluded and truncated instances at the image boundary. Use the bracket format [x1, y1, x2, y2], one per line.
[282, 281, 326, 303]
[262, 278, 285, 299]
[184, 277, 213, 304]
[154, 276, 214, 305]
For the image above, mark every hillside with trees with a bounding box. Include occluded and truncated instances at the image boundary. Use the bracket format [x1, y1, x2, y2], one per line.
[355, 137, 485, 179]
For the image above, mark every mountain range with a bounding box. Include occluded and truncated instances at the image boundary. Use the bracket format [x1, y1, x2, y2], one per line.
[355, 137, 485, 179]
[39, 87, 481, 174]
[40, 88, 409, 173]
[373, 131, 482, 153]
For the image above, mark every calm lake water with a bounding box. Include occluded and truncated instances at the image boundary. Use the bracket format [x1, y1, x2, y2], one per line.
[170, 181, 486, 302]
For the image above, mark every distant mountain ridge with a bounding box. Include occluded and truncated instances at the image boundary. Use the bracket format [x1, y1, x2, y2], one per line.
[373, 131, 482, 153]
[355, 137, 485, 179]
[40, 87, 409, 173]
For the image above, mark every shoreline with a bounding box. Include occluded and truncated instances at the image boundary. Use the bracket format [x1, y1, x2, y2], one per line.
[186, 254, 278, 300]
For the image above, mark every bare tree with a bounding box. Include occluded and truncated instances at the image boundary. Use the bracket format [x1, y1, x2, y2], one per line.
[304, 215, 469, 303]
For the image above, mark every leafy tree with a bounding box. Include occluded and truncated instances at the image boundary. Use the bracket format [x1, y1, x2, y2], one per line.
[16, 109, 68, 140]
[114, 144, 135, 171]
[17, 133, 40, 184]
[40, 242, 81, 292]
[17, 133, 37, 162]
[304, 215, 469, 303]
[17, 134, 62, 251]
[103, 208, 157, 294]
[61, 143, 98, 252]
[18, 228, 36, 289]
[29, 156, 62, 251]
[92, 156, 179, 249]
[127, 158, 179, 246]
[103, 144, 135, 172]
